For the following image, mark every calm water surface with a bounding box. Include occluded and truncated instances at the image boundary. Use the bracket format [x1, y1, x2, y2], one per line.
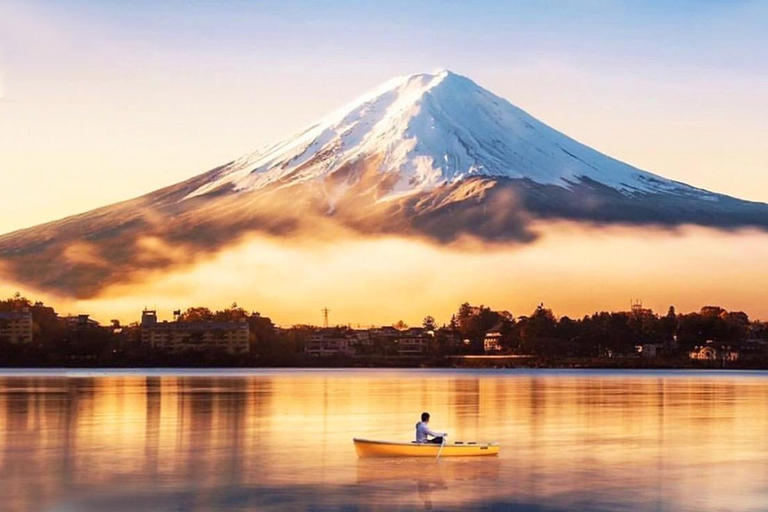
[1, 369, 768, 511]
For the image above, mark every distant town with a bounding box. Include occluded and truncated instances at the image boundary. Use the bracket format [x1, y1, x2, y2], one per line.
[1, 292, 768, 368]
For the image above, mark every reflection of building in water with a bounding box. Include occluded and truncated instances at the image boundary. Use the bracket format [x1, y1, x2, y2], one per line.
[144, 376, 162, 477]
[140, 309, 249, 355]
[0, 309, 33, 343]
[452, 378, 481, 433]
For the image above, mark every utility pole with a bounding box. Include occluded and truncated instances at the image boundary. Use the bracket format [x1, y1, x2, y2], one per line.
[321, 307, 330, 328]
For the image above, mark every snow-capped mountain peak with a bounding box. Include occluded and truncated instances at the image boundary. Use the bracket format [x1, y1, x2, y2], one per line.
[185, 69, 713, 202]
[3, 70, 767, 298]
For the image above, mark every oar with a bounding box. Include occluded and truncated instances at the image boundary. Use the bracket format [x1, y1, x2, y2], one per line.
[436, 436, 446, 460]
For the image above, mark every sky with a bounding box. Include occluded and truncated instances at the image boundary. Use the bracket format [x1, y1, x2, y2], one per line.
[1, 0, 767, 235]
[0, 1, 767, 324]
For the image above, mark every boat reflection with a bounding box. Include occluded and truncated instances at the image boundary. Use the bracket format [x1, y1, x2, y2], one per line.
[357, 458, 501, 510]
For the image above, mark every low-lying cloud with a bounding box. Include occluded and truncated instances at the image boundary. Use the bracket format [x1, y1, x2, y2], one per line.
[4, 222, 767, 326]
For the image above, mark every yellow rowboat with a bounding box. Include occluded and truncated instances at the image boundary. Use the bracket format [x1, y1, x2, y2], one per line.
[353, 438, 500, 458]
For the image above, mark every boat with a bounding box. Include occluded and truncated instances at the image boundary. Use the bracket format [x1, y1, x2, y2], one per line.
[353, 438, 500, 458]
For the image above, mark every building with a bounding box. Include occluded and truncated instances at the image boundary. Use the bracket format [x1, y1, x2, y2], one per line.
[370, 326, 402, 341]
[689, 343, 739, 362]
[140, 310, 249, 355]
[395, 327, 434, 356]
[352, 329, 372, 347]
[436, 328, 463, 349]
[630, 300, 654, 317]
[304, 330, 354, 357]
[396, 332, 432, 355]
[0, 309, 33, 343]
[635, 343, 661, 359]
[484, 324, 504, 353]
[62, 314, 100, 331]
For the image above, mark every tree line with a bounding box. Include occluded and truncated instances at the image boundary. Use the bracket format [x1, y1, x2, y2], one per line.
[1, 292, 766, 366]
[442, 302, 763, 357]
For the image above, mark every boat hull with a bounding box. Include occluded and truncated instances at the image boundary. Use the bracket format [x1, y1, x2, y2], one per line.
[353, 438, 500, 458]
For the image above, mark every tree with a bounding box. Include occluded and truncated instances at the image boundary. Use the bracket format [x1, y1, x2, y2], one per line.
[450, 303, 511, 353]
[212, 304, 249, 322]
[178, 307, 213, 322]
[659, 306, 679, 350]
[393, 320, 409, 330]
[0, 292, 31, 311]
[521, 304, 557, 340]
[422, 316, 436, 331]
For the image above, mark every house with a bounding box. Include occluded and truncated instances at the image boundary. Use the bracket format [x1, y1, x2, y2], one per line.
[738, 339, 768, 360]
[370, 326, 402, 341]
[635, 343, 662, 359]
[689, 343, 739, 362]
[63, 314, 100, 331]
[140, 310, 249, 355]
[352, 329, 372, 346]
[484, 324, 504, 353]
[404, 327, 428, 337]
[0, 309, 33, 344]
[396, 333, 432, 355]
[435, 328, 463, 348]
[304, 331, 354, 357]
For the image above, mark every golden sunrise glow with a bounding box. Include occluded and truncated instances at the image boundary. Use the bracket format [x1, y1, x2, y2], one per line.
[4, 222, 767, 325]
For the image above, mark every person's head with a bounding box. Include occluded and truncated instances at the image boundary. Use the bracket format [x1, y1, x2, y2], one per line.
[421, 412, 430, 423]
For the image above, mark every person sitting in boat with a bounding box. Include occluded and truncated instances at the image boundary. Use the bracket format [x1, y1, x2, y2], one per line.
[415, 412, 447, 444]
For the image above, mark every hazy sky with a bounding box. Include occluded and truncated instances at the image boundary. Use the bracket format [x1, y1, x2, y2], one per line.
[1, 0, 767, 236]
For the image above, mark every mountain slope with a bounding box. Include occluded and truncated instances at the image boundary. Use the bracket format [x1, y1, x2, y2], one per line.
[184, 69, 718, 202]
[1, 69, 767, 297]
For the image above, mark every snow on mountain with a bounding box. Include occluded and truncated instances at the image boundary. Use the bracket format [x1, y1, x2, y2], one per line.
[185, 69, 717, 202]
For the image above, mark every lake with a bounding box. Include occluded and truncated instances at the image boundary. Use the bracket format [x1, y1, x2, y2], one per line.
[1, 369, 767, 511]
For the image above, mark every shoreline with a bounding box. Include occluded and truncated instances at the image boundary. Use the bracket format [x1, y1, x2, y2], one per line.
[0, 355, 764, 371]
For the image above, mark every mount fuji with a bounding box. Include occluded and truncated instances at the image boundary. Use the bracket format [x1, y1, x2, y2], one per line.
[187, 69, 715, 201]
[1, 70, 767, 296]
